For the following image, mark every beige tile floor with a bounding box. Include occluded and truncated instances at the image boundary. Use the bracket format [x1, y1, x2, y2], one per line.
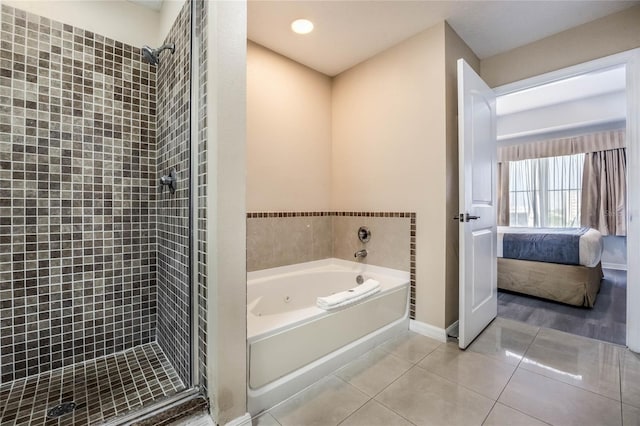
[251, 318, 640, 426]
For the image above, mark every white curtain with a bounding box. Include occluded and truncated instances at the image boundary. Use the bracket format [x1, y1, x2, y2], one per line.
[509, 154, 584, 228]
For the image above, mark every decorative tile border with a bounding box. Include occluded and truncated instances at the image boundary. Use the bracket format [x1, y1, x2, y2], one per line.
[247, 212, 333, 217]
[410, 214, 416, 319]
[246, 211, 417, 319]
[247, 211, 414, 218]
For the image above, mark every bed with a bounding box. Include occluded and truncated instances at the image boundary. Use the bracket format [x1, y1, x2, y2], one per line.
[497, 226, 604, 307]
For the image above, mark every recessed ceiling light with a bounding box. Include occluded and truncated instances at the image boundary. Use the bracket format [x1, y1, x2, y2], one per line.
[291, 19, 314, 35]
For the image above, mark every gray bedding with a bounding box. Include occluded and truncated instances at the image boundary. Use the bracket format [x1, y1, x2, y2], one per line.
[502, 227, 589, 265]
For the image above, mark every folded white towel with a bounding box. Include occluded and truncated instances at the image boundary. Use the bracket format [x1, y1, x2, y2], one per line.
[316, 279, 380, 310]
[317, 287, 380, 310]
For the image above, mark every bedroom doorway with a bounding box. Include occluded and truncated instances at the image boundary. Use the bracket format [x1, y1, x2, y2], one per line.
[491, 49, 639, 349]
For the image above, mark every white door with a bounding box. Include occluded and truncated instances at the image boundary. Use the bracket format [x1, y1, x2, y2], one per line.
[457, 59, 498, 349]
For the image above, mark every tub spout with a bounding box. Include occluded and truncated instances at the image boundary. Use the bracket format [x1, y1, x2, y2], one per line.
[354, 249, 368, 258]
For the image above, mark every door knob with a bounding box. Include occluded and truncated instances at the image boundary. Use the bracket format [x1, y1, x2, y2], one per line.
[453, 213, 480, 222]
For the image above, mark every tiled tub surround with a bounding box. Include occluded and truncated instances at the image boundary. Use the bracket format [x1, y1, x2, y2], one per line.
[0, 5, 157, 384]
[247, 213, 333, 272]
[246, 212, 417, 317]
[155, 0, 192, 388]
[0, 342, 184, 426]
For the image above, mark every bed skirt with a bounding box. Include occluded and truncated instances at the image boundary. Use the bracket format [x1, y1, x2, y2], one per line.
[497, 258, 603, 307]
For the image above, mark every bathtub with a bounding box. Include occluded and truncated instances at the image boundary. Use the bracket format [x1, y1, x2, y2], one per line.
[247, 258, 409, 415]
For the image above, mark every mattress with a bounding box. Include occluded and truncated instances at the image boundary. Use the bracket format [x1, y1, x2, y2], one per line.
[497, 226, 603, 267]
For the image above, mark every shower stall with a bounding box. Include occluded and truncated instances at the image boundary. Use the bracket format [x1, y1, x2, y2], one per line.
[0, 0, 213, 424]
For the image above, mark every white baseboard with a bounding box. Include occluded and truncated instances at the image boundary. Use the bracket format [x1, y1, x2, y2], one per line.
[225, 413, 252, 426]
[409, 320, 447, 342]
[445, 321, 459, 338]
[602, 262, 627, 271]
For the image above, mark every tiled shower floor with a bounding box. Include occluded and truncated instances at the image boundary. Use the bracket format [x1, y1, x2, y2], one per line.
[0, 343, 185, 426]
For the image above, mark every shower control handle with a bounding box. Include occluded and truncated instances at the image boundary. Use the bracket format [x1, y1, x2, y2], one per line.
[160, 168, 177, 194]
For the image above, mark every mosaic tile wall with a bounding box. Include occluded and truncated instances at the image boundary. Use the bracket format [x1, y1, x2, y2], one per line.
[0, 5, 158, 384]
[195, 0, 209, 394]
[246, 212, 417, 319]
[155, 0, 192, 386]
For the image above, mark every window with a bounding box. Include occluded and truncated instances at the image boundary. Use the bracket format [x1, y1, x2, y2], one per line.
[509, 153, 584, 228]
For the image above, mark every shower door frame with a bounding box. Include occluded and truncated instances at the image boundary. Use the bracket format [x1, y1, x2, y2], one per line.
[105, 1, 203, 424]
[189, 0, 201, 390]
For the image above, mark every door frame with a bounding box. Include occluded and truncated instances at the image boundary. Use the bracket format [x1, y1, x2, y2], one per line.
[492, 48, 640, 351]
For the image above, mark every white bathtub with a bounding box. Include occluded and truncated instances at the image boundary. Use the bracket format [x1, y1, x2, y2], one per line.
[247, 258, 409, 415]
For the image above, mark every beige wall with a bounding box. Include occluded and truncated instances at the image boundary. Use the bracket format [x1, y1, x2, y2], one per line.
[159, 0, 186, 44]
[480, 5, 640, 87]
[247, 41, 332, 211]
[3, 0, 188, 48]
[3, 0, 160, 48]
[331, 23, 448, 327]
[443, 24, 480, 327]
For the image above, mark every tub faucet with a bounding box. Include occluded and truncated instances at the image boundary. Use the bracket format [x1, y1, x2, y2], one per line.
[354, 249, 368, 259]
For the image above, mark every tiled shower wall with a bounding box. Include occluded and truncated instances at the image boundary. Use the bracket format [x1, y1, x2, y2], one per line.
[155, 0, 192, 386]
[246, 212, 417, 318]
[0, 5, 157, 384]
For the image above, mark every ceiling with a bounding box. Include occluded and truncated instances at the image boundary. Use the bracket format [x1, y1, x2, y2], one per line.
[497, 66, 626, 116]
[248, 1, 639, 76]
[129, 0, 163, 12]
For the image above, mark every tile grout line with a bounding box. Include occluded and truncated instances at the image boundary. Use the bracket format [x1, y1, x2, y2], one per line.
[268, 333, 431, 426]
[490, 323, 625, 424]
[124, 348, 145, 411]
[479, 324, 546, 426]
[323, 333, 433, 425]
[0, 377, 17, 420]
[408, 353, 512, 409]
[619, 348, 624, 423]
[362, 337, 444, 425]
[514, 331, 627, 404]
[360, 364, 421, 426]
[331, 374, 374, 426]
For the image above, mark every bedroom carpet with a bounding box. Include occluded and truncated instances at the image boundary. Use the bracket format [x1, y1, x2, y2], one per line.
[498, 268, 626, 346]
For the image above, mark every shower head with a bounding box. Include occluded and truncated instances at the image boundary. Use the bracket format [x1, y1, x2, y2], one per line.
[141, 43, 175, 65]
[141, 45, 158, 65]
